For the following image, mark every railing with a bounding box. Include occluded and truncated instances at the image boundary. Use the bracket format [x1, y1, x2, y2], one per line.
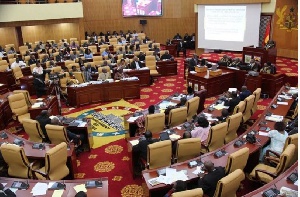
[0, 0, 81, 4]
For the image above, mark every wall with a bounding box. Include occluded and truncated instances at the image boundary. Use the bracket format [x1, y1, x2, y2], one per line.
[272, 0, 298, 58]
[0, 3, 83, 22]
[0, 27, 18, 47]
[82, 0, 195, 44]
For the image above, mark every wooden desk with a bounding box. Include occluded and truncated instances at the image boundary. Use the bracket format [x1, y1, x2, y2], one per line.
[67, 80, 140, 108]
[29, 95, 59, 119]
[0, 92, 13, 130]
[0, 177, 109, 197]
[141, 86, 294, 197]
[0, 67, 32, 90]
[161, 44, 177, 57]
[187, 70, 234, 97]
[91, 69, 151, 87]
[243, 162, 298, 197]
[0, 131, 77, 179]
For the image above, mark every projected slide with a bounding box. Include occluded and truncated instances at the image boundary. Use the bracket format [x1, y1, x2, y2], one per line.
[205, 6, 246, 42]
[122, 0, 162, 17]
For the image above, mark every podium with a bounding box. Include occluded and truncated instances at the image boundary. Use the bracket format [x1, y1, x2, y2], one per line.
[242, 46, 277, 66]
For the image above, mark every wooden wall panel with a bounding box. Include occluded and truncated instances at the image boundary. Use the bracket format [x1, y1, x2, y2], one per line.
[22, 23, 80, 44]
[0, 27, 18, 48]
[272, 0, 298, 58]
[82, 0, 196, 44]
[194, 0, 270, 4]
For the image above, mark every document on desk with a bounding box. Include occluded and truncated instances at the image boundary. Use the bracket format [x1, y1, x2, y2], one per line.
[127, 116, 139, 123]
[278, 95, 292, 100]
[31, 182, 48, 196]
[78, 122, 87, 127]
[277, 102, 289, 105]
[73, 184, 87, 193]
[192, 166, 204, 175]
[258, 131, 269, 136]
[265, 115, 283, 122]
[52, 190, 64, 197]
[214, 104, 229, 110]
[129, 139, 139, 146]
[169, 134, 181, 140]
[280, 186, 298, 197]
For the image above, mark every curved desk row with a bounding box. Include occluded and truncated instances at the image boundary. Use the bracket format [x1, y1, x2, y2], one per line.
[0, 177, 108, 197]
[0, 131, 77, 179]
[139, 86, 294, 196]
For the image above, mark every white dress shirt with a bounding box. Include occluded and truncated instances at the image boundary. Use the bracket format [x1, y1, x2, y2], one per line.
[10, 61, 26, 69]
[33, 66, 43, 74]
[135, 61, 140, 69]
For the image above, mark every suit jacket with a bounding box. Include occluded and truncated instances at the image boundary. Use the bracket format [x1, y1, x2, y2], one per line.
[36, 115, 51, 141]
[248, 62, 258, 71]
[33, 78, 47, 98]
[239, 90, 252, 101]
[28, 59, 37, 65]
[189, 58, 198, 71]
[130, 61, 144, 69]
[160, 54, 172, 60]
[132, 138, 159, 160]
[225, 97, 241, 113]
[177, 42, 186, 51]
[198, 167, 225, 197]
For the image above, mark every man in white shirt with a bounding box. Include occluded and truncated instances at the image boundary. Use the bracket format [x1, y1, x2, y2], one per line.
[10, 58, 26, 69]
[129, 56, 143, 70]
[0, 51, 4, 57]
[32, 62, 44, 75]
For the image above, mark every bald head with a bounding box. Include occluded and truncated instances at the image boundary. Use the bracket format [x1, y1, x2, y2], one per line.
[203, 161, 214, 172]
[51, 117, 60, 125]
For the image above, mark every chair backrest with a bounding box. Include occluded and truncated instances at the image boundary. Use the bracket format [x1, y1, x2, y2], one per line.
[44, 142, 69, 180]
[275, 144, 296, 174]
[51, 66, 62, 73]
[0, 60, 9, 66]
[145, 113, 165, 134]
[225, 147, 249, 174]
[242, 95, 255, 123]
[30, 64, 36, 73]
[214, 169, 245, 197]
[252, 88, 261, 114]
[93, 56, 103, 62]
[9, 58, 16, 65]
[8, 93, 28, 117]
[225, 112, 242, 143]
[66, 63, 80, 71]
[45, 124, 69, 145]
[0, 64, 8, 72]
[207, 122, 228, 152]
[283, 133, 298, 164]
[1, 143, 31, 178]
[147, 140, 172, 169]
[22, 118, 44, 142]
[145, 55, 156, 70]
[232, 101, 246, 115]
[176, 138, 201, 163]
[13, 90, 32, 107]
[186, 97, 200, 121]
[194, 90, 207, 113]
[65, 60, 75, 66]
[70, 38, 77, 41]
[12, 66, 24, 81]
[172, 188, 203, 197]
[168, 107, 188, 127]
[88, 45, 97, 53]
[73, 72, 85, 83]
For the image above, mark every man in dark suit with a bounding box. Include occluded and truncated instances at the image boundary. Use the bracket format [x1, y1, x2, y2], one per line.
[173, 33, 182, 39]
[189, 54, 199, 71]
[247, 58, 259, 71]
[224, 92, 241, 113]
[198, 161, 225, 197]
[84, 63, 96, 82]
[239, 86, 252, 101]
[33, 73, 47, 98]
[160, 51, 173, 60]
[36, 110, 51, 142]
[137, 52, 146, 61]
[177, 40, 186, 57]
[28, 54, 37, 65]
[132, 131, 159, 160]
[130, 56, 144, 69]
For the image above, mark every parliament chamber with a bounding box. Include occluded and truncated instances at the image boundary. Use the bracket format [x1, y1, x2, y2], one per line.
[0, 0, 298, 196]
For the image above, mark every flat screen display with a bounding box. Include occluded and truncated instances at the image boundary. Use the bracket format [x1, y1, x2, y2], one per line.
[122, 0, 162, 17]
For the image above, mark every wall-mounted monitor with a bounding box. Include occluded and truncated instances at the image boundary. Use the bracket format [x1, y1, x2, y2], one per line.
[122, 0, 162, 17]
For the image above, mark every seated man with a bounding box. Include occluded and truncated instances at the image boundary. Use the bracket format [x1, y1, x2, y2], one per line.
[137, 52, 146, 61]
[218, 55, 231, 67]
[41, 54, 50, 63]
[177, 40, 186, 57]
[239, 86, 251, 101]
[10, 58, 26, 69]
[69, 65, 79, 78]
[130, 56, 144, 70]
[228, 58, 241, 68]
[224, 92, 241, 113]
[164, 180, 187, 197]
[151, 45, 160, 54]
[132, 130, 159, 161]
[173, 33, 182, 40]
[32, 61, 44, 75]
[247, 58, 259, 71]
[51, 116, 84, 149]
[28, 54, 37, 65]
[36, 110, 51, 142]
[197, 161, 226, 197]
[260, 63, 272, 74]
[98, 68, 111, 80]
[160, 50, 173, 60]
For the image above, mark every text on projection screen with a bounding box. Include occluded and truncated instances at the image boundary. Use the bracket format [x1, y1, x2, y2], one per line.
[204, 6, 246, 42]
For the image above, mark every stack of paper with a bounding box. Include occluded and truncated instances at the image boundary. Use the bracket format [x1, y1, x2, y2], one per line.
[31, 102, 44, 109]
[192, 166, 205, 175]
[265, 115, 283, 122]
[73, 184, 87, 193]
[278, 95, 292, 100]
[169, 134, 181, 140]
[148, 168, 188, 186]
[127, 116, 139, 123]
[31, 182, 48, 196]
[277, 102, 289, 105]
[129, 140, 139, 146]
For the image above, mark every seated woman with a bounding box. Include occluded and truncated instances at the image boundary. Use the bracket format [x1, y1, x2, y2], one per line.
[114, 68, 128, 80]
[190, 116, 211, 142]
[117, 58, 128, 70]
[84, 48, 93, 59]
[260, 121, 288, 162]
[133, 105, 156, 136]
